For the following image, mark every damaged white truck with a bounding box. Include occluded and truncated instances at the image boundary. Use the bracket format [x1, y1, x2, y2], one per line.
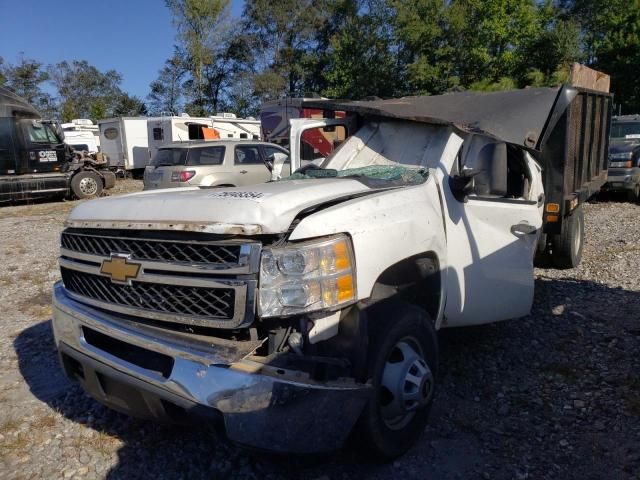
[52, 82, 610, 458]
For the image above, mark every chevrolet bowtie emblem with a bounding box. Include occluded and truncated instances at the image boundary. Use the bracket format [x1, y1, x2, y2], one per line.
[100, 255, 141, 283]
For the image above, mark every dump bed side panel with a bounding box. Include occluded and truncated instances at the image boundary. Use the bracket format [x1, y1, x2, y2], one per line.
[540, 90, 612, 234]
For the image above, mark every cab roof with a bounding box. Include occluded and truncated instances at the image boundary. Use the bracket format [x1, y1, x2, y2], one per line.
[0, 86, 40, 119]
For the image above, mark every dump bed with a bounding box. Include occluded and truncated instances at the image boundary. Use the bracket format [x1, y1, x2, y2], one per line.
[537, 88, 612, 234]
[301, 79, 612, 233]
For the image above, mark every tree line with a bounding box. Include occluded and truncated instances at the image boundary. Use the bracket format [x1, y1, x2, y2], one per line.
[0, 56, 147, 121]
[2, 0, 640, 122]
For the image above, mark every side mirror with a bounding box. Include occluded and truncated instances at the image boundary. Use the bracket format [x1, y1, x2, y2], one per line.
[268, 152, 288, 181]
[449, 165, 480, 202]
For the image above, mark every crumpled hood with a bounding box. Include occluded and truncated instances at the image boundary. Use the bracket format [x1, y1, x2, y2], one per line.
[609, 139, 640, 154]
[66, 179, 373, 234]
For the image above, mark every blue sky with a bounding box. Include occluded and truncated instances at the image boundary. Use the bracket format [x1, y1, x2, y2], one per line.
[0, 0, 244, 99]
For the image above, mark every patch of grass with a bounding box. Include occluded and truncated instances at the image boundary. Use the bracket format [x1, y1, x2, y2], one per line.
[94, 430, 120, 456]
[0, 431, 30, 453]
[16, 287, 53, 319]
[31, 415, 56, 429]
[0, 419, 21, 435]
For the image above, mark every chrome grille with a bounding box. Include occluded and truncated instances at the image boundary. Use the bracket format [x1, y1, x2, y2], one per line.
[58, 229, 260, 329]
[61, 267, 235, 320]
[61, 231, 241, 266]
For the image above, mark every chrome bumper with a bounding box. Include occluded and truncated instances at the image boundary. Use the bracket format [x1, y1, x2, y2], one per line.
[52, 282, 370, 453]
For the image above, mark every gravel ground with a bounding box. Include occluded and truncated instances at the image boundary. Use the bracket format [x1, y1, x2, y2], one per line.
[0, 185, 638, 480]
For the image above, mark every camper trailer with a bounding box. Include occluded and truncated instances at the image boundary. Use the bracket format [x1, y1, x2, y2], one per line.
[98, 117, 149, 174]
[147, 114, 261, 159]
[61, 119, 100, 153]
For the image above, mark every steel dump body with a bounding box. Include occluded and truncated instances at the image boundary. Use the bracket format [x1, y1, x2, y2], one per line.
[302, 84, 612, 232]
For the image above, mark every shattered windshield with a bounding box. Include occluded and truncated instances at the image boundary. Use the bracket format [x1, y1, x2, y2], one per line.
[286, 165, 428, 187]
[281, 120, 448, 187]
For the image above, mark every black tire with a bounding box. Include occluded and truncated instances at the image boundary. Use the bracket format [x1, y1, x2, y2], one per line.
[533, 232, 553, 268]
[71, 171, 103, 199]
[627, 184, 640, 203]
[551, 206, 584, 269]
[354, 301, 438, 461]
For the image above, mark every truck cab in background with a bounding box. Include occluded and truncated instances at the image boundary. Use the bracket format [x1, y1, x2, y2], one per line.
[602, 115, 640, 202]
[0, 86, 115, 203]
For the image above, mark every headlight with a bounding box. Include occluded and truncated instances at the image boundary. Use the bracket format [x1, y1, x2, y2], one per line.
[259, 234, 356, 317]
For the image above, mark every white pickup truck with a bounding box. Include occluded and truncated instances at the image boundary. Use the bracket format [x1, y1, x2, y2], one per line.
[51, 84, 610, 459]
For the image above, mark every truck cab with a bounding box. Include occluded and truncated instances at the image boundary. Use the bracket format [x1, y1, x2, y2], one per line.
[603, 115, 640, 202]
[51, 83, 610, 459]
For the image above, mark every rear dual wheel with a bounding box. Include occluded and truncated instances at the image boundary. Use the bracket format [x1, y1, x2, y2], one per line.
[550, 206, 584, 269]
[355, 301, 438, 460]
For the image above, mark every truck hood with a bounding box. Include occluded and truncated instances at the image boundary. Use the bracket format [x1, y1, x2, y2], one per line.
[66, 179, 374, 234]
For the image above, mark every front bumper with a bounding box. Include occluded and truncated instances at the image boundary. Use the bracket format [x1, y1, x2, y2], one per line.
[52, 282, 370, 453]
[603, 168, 640, 191]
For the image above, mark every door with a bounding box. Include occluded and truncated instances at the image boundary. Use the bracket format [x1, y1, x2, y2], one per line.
[233, 144, 271, 186]
[289, 118, 353, 171]
[443, 136, 543, 326]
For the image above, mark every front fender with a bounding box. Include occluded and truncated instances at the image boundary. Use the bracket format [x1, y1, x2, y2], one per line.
[289, 179, 446, 302]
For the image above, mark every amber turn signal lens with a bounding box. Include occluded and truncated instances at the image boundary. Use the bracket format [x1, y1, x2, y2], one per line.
[545, 203, 560, 213]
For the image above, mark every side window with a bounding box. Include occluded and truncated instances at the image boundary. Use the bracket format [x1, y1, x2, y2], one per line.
[300, 125, 347, 163]
[234, 145, 262, 165]
[188, 146, 225, 166]
[263, 146, 289, 164]
[188, 124, 205, 140]
[153, 128, 163, 141]
[464, 138, 531, 200]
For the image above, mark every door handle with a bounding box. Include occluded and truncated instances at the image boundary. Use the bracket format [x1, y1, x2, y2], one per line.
[537, 194, 545, 207]
[240, 170, 248, 174]
[511, 223, 537, 236]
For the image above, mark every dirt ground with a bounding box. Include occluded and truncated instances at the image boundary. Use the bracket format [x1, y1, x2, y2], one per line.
[0, 182, 638, 479]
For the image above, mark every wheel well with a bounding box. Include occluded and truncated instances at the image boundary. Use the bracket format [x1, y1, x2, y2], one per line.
[370, 253, 441, 322]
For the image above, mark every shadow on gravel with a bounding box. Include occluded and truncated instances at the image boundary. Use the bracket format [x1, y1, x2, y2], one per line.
[13, 276, 640, 479]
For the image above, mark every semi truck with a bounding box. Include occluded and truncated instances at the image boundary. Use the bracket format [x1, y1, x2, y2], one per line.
[51, 72, 610, 459]
[0, 86, 115, 203]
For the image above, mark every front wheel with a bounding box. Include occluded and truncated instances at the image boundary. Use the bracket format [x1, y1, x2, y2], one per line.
[627, 184, 640, 203]
[355, 301, 438, 460]
[71, 171, 103, 199]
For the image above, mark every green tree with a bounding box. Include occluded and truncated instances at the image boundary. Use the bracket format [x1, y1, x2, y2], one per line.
[165, 0, 230, 115]
[1, 55, 53, 115]
[242, 0, 331, 100]
[113, 93, 148, 116]
[322, 0, 399, 99]
[147, 54, 186, 115]
[564, 0, 640, 112]
[48, 60, 125, 121]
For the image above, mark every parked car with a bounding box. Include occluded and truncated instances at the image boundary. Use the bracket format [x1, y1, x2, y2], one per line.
[143, 140, 290, 190]
[602, 115, 640, 202]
